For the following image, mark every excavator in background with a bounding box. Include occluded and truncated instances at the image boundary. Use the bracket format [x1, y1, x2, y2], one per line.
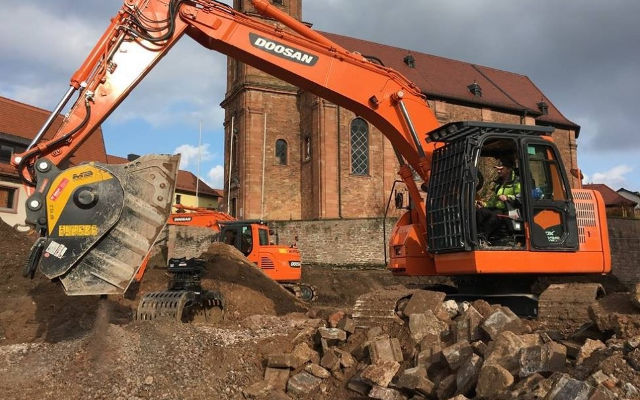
[13, 0, 610, 318]
[163, 204, 316, 301]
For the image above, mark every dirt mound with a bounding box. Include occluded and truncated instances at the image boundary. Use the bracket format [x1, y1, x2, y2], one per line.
[198, 242, 308, 319]
[0, 219, 37, 291]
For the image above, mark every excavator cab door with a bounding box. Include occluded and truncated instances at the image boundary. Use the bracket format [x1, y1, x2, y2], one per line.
[520, 140, 579, 250]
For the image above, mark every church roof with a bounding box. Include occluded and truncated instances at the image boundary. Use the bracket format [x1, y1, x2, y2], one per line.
[323, 32, 579, 135]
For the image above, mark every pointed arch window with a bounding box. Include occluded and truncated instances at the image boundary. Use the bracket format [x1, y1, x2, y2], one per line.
[350, 118, 369, 175]
[275, 139, 288, 165]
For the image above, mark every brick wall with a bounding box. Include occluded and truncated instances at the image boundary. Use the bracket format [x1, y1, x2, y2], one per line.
[166, 225, 218, 260]
[607, 218, 640, 286]
[271, 217, 398, 266]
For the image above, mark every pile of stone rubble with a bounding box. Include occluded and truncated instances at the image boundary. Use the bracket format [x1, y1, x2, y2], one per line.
[243, 289, 640, 400]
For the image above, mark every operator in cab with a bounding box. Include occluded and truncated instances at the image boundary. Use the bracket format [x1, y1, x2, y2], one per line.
[476, 157, 521, 241]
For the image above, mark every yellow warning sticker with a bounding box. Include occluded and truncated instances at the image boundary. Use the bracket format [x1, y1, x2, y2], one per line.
[58, 225, 99, 237]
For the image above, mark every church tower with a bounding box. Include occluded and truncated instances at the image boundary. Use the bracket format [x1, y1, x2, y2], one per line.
[221, 0, 304, 220]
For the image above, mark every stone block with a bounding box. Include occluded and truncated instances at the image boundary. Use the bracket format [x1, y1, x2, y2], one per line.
[475, 364, 514, 399]
[455, 353, 482, 395]
[480, 307, 522, 340]
[337, 317, 356, 334]
[626, 347, 640, 371]
[416, 345, 443, 369]
[443, 300, 460, 318]
[267, 353, 298, 369]
[588, 386, 616, 400]
[577, 339, 606, 364]
[435, 374, 456, 400]
[304, 363, 330, 379]
[317, 327, 347, 341]
[471, 341, 487, 357]
[519, 342, 566, 377]
[409, 310, 448, 343]
[484, 331, 526, 374]
[368, 385, 408, 400]
[291, 342, 319, 366]
[335, 348, 357, 369]
[264, 367, 289, 391]
[397, 366, 435, 396]
[560, 340, 582, 359]
[545, 374, 592, 400]
[509, 372, 547, 399]
[403, 290, 446, 316]
[361, 361, 401, 388]
[454, 306, 483, 343]
[286, 372, 322, 398]
[347, 375, 371, 395]
[320, 348, 341, 371]
[442, 340, 473, 370]
[587, 370, 617, 388]
[447, 396, 469, 400]
[369, 337, 404, 364]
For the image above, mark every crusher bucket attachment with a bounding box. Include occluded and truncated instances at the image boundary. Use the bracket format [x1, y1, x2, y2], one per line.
[23, 154, 180, 296]
[135, 258, 224, 323]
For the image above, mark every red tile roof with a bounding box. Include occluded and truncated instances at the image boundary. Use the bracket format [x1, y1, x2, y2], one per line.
[0, 96, 108, 178]
[107, 154, 222, 198]
[584, 184, 637, 207]
[323, 32, 579, 133]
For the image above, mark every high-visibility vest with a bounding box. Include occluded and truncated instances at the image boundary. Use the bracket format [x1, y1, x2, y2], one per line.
[486, 171, 521, 210]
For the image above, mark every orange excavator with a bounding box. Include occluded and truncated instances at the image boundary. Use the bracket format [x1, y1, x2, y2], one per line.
[167, 204, 315, 301]
[13, 0, 609, 314]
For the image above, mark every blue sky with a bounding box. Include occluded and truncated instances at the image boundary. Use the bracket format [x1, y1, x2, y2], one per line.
[1, 1, 639, 191]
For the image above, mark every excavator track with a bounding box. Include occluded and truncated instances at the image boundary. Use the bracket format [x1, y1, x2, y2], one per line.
[136, 289, 224, 322]
[353, 286, 417, 328]
[538, 283, 605, 330]
[281, 283, 318, 302]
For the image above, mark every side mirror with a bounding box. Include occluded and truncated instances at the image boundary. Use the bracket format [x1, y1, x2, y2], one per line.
[395, 192, 404, 209]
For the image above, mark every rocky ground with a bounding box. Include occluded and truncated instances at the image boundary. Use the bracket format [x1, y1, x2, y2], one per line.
[1, 220, 640, 399]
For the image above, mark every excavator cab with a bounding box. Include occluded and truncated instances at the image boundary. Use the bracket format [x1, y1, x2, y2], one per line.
[426, 121, 579, 253]
[410, 121, 609, 276]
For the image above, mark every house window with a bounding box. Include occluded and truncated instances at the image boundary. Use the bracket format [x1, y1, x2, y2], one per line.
[0, 145, 13, 163]
[275, 139, 288, 165]
[176, 194, 182, 204]
[303, 135, 311, 161]
[0, 186, 18, 213]
[272, 0, 283, 5]
[350, 118, 369, 175]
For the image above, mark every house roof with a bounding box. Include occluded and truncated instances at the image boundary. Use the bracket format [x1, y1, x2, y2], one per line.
[323, 32, 579, 134]
[0, 96, 108, 178]
[107, 154, 222, 198]
[584, 184, 637, 207]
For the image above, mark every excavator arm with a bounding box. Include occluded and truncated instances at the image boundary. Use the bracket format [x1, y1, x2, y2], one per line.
[13, 0, 440, 295]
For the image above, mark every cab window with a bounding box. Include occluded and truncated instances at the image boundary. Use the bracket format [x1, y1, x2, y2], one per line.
[526, 144, 568, 201]
[240, 225, 253, 255]
[258, 229, 269, 246]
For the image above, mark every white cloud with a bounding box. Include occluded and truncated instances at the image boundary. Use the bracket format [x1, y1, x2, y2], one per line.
[587, 165, 632, 189]
[174, 144, 213, 169]
[206, 165, 225, 189]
